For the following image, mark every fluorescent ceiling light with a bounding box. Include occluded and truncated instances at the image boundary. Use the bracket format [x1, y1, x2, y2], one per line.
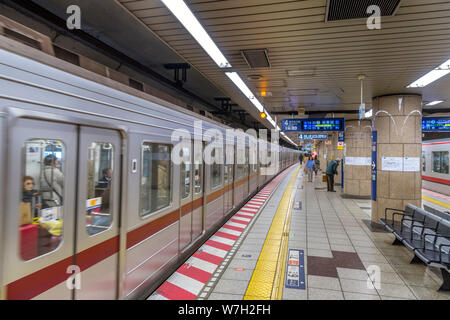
[425, 100, 444, 106]
[225, 72, 264, 112]
[161, 0, 231, 68]
[407, 59, 450, 88]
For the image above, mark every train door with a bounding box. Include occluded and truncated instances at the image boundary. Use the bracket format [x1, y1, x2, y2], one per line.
[245, 146, 250, 196]
[192, 141, 204, 240]
[4, 118, 77, 300]
[225, 164, 234, 213]
[4, 118, 122, 300]
[179, 143, 193, 251]
[74, 126, 121, 300]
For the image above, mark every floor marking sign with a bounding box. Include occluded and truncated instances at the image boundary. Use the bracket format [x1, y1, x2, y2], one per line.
[285, 249, 306, 290]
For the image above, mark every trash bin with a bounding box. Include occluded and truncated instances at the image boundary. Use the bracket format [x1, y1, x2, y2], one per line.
[322, 174, 327, 183]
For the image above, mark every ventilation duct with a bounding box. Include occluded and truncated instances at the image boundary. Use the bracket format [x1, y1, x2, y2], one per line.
[326, 0, 402, 22]
[241, 49, 271, 69]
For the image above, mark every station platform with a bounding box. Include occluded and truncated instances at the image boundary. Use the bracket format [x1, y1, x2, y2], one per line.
[422, 189, 450, 215]
[149, 165, 450, 300]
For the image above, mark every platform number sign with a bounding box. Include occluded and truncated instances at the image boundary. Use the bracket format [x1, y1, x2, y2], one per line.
[285, 249, 306, 290]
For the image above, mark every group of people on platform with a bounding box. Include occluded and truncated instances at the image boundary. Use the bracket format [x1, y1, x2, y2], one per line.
[299, 153, 340, 192]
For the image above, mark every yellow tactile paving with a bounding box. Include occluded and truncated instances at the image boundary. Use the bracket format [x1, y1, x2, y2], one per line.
[243, 166, 300, 300]
[422, 195, 450, 210]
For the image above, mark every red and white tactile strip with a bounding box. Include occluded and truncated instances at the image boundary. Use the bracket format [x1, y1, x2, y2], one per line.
[149, 166, 295, 300]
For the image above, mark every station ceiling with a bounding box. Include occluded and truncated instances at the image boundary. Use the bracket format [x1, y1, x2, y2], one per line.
[29, 0, 450, 144]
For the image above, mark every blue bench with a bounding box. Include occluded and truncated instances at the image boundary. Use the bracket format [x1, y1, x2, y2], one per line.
[380, 204, 450, 292]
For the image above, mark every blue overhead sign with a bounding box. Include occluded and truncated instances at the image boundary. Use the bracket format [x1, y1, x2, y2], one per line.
[282, 118, 345, 132]
[298, 134, 328, 140]
[302, 118, 345, 132]
[282, 119, 303, 132]
[422, 117, 450, 132]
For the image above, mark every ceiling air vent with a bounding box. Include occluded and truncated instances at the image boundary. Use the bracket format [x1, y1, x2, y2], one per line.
[326, 0, 402, 22]
[3, 27, 42, 51]
[241, 49, 271, 69]
[53, 45, 80, 66]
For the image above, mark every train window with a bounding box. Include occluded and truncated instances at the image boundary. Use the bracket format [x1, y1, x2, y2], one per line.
[224, 164, 228, 183]
[432, 151, 449, 174]
[141, 143, 172, 216]
[211, 148, 222, 189]
[86, 142, 114, 236]
[422, 152, 426, 172]
[194, 143, 203, 194]
[20, 139, 65, 260]
[181, 147, 191, 199]
[194, 162, 202, 194]
[227, 165, 234, 183]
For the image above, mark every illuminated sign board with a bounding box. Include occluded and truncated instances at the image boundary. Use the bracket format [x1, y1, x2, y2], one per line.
[282, 118, 345, 132]
[298, 134, 328, 140]
[302, 118, 345, 132]
[422, 117, 450, 132]
[282, 119, 303, 132]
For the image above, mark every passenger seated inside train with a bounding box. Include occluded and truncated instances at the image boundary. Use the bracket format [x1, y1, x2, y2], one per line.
[20, 141, 64, 261]
[86, 142, 115, 235]
[97, 168, 112, 189]
[22, 176, 41, 221]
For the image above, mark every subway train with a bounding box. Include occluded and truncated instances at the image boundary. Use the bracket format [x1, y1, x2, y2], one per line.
[0, 46, 298, 299]
[422, 139, 450, 196]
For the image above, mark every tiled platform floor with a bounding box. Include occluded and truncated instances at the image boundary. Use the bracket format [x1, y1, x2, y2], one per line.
[207, 169, 450, 300]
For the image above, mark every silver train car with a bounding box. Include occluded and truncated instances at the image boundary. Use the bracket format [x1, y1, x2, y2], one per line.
[0, 44, 298, 299]
[422, 139, 450, 196]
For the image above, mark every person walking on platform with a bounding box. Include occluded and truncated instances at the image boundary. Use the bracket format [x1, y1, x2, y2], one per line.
[299, 153, 304, 166]
[305, 156, 315, 182]
[314, 156, 320, 176]
[326, 159, 340, 192]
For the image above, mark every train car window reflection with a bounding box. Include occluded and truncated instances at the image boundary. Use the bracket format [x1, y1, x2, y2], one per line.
[141, 143, 172, 216]
[194, 163, 202, 194]
[181, 147, 191, 199]
[20, 139, 64, 261]
[86, 142, 114, 236]
[422, 152, 426, 172]
[211, 148, 222, 189]
[432, 151, 449, 174]
[244, 147, 249, 177]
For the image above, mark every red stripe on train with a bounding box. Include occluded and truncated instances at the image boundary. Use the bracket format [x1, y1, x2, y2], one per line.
[422, 175, 450, 185]
[422, 142, 450, 146]
[7, 256, 73, 300]
[7, 235, 119, 300]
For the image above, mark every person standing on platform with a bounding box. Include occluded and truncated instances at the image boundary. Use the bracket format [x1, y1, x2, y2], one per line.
[326, 159, 340, 192]
[299, 153, 304, 166]
[305, 156, 315, 182]
[314, 156, 320, 176]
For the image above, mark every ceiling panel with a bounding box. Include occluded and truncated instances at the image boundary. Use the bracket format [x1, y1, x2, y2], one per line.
[117, 0, 450, 142]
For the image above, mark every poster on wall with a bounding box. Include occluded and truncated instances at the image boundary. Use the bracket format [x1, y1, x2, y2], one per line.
[381, 157, 403, 171]
[403, 157, 421, 172]
[345, 157, 371, 166]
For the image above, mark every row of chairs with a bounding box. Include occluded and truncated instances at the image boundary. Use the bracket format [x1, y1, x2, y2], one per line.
[379, 204, 450, 292]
